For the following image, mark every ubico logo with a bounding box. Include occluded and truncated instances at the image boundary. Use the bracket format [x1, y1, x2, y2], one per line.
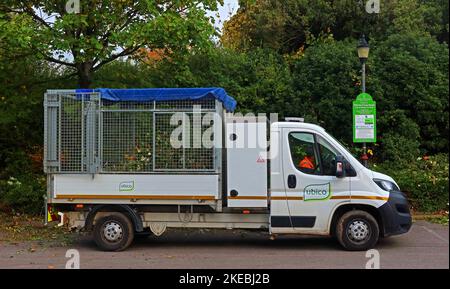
[304, 183, 331, 201]
[119, 181, 135, 192]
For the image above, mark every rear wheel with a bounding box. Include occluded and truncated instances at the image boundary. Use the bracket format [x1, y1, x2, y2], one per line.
[93, 213, 134, 251]
[336, 210, 379, 251]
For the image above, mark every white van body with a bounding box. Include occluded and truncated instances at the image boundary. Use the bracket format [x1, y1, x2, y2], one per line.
[44, 89, 411, 251]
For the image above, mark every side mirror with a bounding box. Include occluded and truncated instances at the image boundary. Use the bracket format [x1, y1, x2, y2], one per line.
[335, 155, 346, 178]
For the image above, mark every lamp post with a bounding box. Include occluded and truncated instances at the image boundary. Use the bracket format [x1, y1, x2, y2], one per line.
[357, 34, 370, 167]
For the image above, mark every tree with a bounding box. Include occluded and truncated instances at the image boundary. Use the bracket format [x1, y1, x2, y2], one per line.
[290, 39, 361, 142]
[0, 11, 34, 78]
[1, 0, 221, 88]
[221, 0, 448, 54]
[372, 33, 449, 154]
[143, 47, 295, 116]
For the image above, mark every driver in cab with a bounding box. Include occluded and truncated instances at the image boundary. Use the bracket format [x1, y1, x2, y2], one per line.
[298, 146, 316, 173]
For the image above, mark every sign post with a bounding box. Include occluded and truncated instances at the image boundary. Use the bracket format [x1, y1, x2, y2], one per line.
[353, 93, 376, 165]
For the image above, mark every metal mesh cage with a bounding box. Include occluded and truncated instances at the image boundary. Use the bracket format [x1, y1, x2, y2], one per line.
[44, 91, 219, 174]
[102, 111, 153, 172]
[60, 95, 83, 172]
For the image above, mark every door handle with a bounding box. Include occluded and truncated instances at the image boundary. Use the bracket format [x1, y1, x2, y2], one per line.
[287, 174, 297, 188]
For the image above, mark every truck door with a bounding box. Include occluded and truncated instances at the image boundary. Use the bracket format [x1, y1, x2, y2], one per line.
[280, 128, 351, 233]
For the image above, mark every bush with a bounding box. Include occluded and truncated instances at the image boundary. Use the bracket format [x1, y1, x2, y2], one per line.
[0, 174, 46, 215]
[376, 109, 421, 163]
[373, 33, 449, 155]
[373, 154, 449, 212]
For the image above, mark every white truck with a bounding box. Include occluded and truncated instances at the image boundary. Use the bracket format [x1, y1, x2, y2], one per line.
[44, 88, 412, 251]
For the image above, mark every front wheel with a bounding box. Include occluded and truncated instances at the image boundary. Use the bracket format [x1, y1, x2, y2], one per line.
[336, 210, 379, 251]
[93, 213, 134, 251]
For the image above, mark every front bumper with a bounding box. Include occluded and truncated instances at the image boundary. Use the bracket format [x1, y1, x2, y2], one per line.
[378, 190, 412, 237]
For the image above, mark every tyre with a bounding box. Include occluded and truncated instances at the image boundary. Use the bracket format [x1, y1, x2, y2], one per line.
[93, 213, 135, 251]
[336, 210, 379, 251]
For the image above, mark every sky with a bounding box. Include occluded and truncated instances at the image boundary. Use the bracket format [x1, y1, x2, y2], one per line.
[210, 0, 239, 31]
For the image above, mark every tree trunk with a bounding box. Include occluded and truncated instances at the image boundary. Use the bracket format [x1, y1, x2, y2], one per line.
[77, 62, 94, 88]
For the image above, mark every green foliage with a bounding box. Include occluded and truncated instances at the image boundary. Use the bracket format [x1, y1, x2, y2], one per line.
[373, 154, 449, 212]
[138, 47, 295, 117]
[0, 12, 34, 59]
[290, 39, 360, 141]
[427, 215, 449, 226]
[222, 0, 449, 53]
[0, 175, 46, 214]
[376, 110, 420, 163]
[92, 60, 156, 88]
[1, 0, 221, 87]
[111, 33, 448, 162]
[0, 143, 46, 214]
[372, 33, 449, 154]
[1, 11, 69, 215]
[387, 0, 449, 40]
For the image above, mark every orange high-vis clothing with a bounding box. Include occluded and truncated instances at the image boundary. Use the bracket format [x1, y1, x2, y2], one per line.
[299, 156, 315, 169]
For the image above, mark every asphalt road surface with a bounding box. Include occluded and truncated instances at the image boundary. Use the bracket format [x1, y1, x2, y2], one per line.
[0, 220, 448, 269]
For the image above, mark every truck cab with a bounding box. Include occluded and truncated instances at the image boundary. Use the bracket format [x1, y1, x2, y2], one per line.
[268, 120, 412, 250]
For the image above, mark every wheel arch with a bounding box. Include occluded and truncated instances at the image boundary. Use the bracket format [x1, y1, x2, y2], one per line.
[85, 204, 143, 232]
[329, 203, 384, 237]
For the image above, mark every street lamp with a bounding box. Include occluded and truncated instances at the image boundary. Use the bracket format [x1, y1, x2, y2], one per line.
[357, 34, 370, 167]
[357, 34, 370, 92]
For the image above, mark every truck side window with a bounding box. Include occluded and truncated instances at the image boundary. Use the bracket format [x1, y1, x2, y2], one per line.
[316, 135, 338, 176]
[288, 132, 320, 175]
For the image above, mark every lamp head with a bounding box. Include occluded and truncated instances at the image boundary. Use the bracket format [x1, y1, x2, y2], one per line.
[357, 34, 370, 63]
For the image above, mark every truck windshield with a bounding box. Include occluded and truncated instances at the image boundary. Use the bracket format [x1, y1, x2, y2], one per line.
[326, 133, 360, 163]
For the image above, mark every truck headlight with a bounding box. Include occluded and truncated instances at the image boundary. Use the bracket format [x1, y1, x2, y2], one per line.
[373, 179, 399, 192]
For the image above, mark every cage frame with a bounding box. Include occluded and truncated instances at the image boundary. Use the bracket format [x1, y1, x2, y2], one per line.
[44, 89, 223, 175]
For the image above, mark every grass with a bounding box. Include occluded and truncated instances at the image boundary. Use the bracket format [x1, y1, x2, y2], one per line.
[412, 208, 449, 226]
[426, 215, 449, 226]
[0, 212, 75, 246]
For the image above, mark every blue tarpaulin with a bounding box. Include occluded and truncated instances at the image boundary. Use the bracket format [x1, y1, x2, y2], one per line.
[76, 88, 237, 112]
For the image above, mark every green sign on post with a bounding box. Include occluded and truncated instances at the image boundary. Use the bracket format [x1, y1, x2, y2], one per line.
[353, 93, 376, 143]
